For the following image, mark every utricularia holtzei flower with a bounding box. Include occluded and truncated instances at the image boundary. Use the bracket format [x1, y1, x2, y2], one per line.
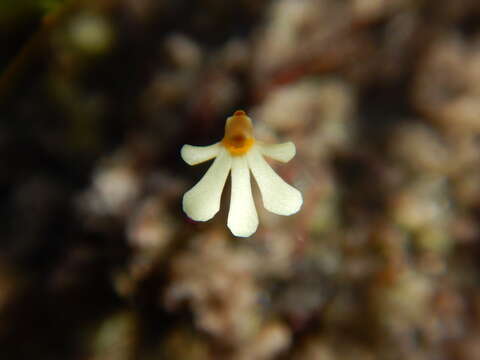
[181, 110, 303, 237]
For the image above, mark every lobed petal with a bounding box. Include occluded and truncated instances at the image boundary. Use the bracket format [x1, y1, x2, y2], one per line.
[228, 156, 259, 237]
[258, 141, 296, 163]
[247, 147, 302, 216]
[181, 143, 221, 166]
[183, 148, 231, 221]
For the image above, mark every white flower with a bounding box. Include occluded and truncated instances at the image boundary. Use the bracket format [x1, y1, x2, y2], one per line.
[181, 110, 303, 237]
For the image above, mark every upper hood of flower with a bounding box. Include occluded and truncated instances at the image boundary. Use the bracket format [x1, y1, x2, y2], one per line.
[222, 110, 255, 156]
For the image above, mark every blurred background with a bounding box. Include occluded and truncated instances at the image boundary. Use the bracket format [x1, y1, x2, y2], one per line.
[2, 0, 480, 359]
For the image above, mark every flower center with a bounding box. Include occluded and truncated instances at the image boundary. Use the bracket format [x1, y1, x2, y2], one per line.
[222, 110, 255, 156]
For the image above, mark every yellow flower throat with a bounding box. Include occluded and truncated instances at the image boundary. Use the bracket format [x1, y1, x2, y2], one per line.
[222, 110, 255, 156]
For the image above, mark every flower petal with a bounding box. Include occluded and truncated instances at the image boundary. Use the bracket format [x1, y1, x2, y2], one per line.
[259, 142, 296, 163]
[183, 148, 231, 221]
[228, 156, 259, 237]
[247, 147, 302, 216]
[181, 143, 221, 166]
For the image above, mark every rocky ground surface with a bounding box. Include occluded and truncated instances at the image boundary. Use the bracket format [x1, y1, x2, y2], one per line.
[2, 0, 480, 359]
